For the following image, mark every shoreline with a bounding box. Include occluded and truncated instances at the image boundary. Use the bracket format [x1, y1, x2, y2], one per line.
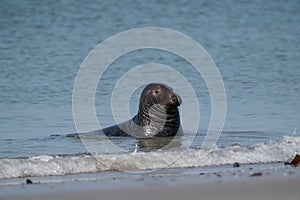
[1, 162, 299, 200]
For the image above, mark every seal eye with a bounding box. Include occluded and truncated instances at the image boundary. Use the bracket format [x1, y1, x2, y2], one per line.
[154, 90, 160, 94]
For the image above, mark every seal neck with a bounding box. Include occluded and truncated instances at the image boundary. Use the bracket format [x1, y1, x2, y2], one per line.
[134, 103, 180, 137]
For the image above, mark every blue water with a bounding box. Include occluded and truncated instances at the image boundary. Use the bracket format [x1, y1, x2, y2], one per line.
[0, 0, 300, 176]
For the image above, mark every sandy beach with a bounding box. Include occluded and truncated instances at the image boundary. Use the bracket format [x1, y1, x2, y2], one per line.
[1, 162, 299, 200]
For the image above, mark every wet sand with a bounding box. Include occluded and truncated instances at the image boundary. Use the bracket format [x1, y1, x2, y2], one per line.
[1, 162, 299, 200]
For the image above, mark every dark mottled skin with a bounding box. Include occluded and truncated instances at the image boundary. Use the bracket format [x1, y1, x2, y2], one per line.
[68, 83, 182, 138]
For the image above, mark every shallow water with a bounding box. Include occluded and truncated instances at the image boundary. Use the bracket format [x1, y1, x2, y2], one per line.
[0, 0, 300, 178]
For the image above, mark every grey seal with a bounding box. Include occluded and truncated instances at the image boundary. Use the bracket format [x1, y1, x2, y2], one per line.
[68, 83, 182, 138]
[102, 83, 182, 138]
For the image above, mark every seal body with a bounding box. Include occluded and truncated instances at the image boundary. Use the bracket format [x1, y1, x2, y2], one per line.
[98, 83, 182, 138]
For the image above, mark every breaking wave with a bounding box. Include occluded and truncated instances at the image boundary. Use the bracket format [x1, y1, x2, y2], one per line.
[0, 136, 299, 179]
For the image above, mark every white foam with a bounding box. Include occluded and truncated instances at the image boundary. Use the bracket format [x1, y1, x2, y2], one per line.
[0, 136, 299, 179]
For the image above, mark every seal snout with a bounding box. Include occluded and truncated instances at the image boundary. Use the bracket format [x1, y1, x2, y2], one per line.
[175, 93, 182, 106]
[171, 93, 181, 107]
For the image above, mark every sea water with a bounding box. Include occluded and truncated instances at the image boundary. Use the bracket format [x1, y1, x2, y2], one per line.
[0, 0, 299, 179]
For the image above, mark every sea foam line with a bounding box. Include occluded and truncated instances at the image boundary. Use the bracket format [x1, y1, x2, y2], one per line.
[0, 136, 299, 179]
